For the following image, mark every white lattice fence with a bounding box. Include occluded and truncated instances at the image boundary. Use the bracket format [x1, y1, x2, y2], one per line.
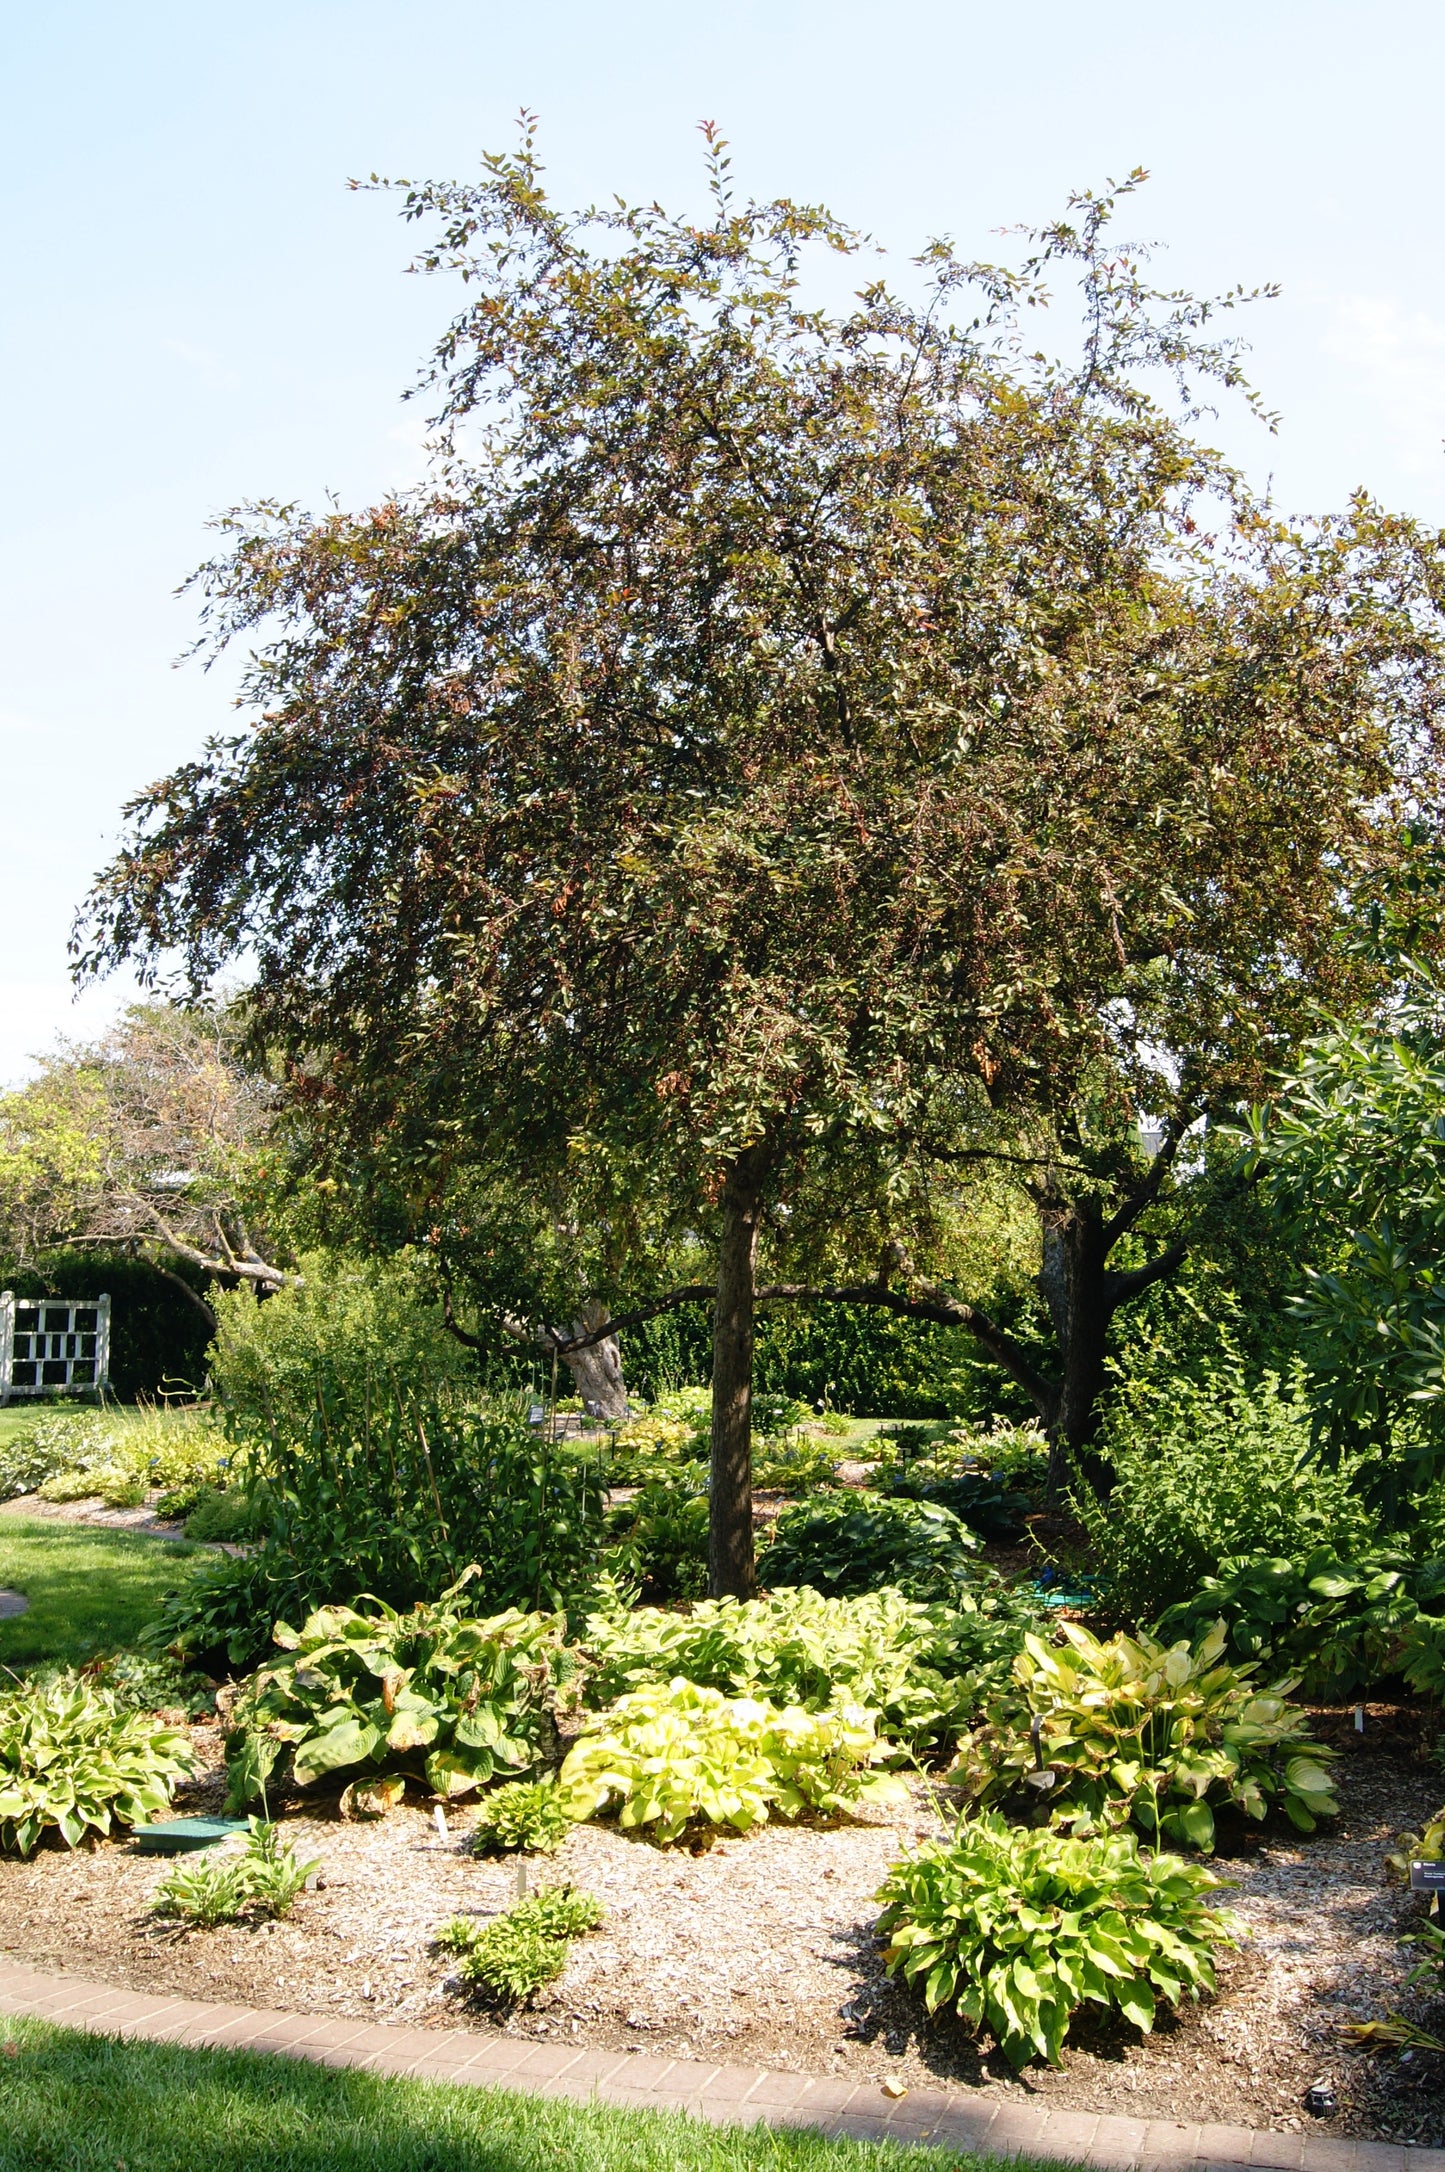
[0, 1292, 111, 1403]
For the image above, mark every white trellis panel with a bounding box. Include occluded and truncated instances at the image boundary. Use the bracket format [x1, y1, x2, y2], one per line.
[0, 1291, 111, 1403]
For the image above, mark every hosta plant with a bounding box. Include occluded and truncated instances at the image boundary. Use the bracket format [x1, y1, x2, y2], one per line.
[0, 1673, 194, 1856]
[875, 1812, 1235, 2068]
[153, 1818, 318, 1926]
[760, 1493, 978, 1605]
[953, 1621, 1336, 1850]
[437, 1886, 603, 2002]
[581, 1582, 1041, 1748]
[223, 1570, 574, 1809]
[469, 1778, 575, 1856]
[559, 1678, 904, 1843]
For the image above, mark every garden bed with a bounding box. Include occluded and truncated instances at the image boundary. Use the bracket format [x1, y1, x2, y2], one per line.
[2, 1708, 1444, 2143]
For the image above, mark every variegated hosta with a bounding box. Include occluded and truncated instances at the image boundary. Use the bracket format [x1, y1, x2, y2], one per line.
[0, 1674, 194, 1857]
[558, 1677, 906, 1843]
[950, 1620, 1336, 1850]
[223, 1568, 573, 1809]
[876, 1812, 1235, 2068]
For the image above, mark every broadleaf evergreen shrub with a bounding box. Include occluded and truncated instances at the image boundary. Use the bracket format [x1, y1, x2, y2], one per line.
[1157, 1547, 1436, 1696]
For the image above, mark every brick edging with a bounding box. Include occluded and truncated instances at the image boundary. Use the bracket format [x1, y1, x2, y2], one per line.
[0, 1960, 1434, 2172]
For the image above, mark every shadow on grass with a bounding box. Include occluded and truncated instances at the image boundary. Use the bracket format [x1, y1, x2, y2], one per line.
[0, 2018, 990, 2172]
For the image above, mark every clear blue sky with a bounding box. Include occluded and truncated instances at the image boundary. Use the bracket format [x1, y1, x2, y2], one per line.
[5, 0, 1444, 1084]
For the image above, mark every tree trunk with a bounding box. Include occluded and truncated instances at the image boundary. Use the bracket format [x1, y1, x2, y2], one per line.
[559, 1298, 628, 1418]
[709, 1147, 769, 1599]
[1037, 1197, 1113, 1499]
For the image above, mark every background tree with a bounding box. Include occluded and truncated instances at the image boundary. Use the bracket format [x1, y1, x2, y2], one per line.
[0, 1006, 294, 1328]
[79, 137, 1445, 1584]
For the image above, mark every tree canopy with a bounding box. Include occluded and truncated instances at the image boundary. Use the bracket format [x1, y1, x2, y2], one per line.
[78, 134, 1445, 1585]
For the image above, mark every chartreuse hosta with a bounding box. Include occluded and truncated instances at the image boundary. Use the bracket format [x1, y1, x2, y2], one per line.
[558, 1677, 906, 1844]
[952, 1619, 1336, 1850]
[876, 1813, 1236, 2068]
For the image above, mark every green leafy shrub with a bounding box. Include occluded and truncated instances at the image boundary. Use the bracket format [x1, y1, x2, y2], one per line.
[469, 1779, 574, 1856]
[1079, 1364, 1376, 1620]
[437, 1887, 603, 2002]
[84, 1649, 215, 1719]
[224, 1573, 573, 1810]
[0, 1674, 194, 1856]
[874, 1467, 1032, 1541]
[1156, 1547, 1433, 1697]
[760, 1493, 978, 1604]
[953, 1621, 1337, 1850]
[1398, 1613, 1445, 1703]
[155, 1395, 604, 1673]
[581, 1582, 1043, 1748]
[208, 1250, 477, 1436]
[153, 1818, 318, 1926]
[751, 1438, 841, 1492]
[875, 1813, 1235, 2068]
[559, 1679, 904, 1843]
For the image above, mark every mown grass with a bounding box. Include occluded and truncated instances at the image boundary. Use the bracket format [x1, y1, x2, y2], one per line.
[0, 2016, 1008, 2172]
[0, 1514, 198, 1669]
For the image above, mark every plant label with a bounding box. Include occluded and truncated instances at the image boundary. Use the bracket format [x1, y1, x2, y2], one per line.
[1409, 1861, 1445, 1892]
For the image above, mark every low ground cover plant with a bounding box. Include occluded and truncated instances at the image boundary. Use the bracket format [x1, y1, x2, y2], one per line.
[153, 1817, 319, 1926]
[437, 1886, 603, 2001]
[223, 1573, 574, 1809]
[0, 1404, 228, 1509]
[0, 1671, 194, 1855]
[581, 1582, 1041, 1748]
[760, 1493, 978, 1604]
[559, 1678, 903, 1842]
[875, 1812, 1235, 2067]
[469, 1778, 574, 1855]
[953, 1621, 1337, 1850]
[1156, 1547, 1438, 1697]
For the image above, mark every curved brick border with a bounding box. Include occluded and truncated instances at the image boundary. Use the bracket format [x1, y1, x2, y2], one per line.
[0, 1960, 1438, 2172]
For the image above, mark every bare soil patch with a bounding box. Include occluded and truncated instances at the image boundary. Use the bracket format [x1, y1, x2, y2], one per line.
[3, 1710, 1445, 2142]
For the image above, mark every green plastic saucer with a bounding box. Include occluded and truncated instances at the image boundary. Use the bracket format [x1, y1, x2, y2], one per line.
[135, 1817, 250, 1854]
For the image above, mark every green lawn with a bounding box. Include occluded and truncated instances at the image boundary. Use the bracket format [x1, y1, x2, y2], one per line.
[0, 2017, 1009, 2172]
[0, 1514, 198, 1669]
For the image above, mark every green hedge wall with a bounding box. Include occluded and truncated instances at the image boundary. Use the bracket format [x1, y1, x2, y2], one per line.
[0, 1253, 213, 1402]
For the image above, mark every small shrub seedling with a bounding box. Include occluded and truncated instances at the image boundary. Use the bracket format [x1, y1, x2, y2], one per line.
[436, 1886, 603, 2003]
